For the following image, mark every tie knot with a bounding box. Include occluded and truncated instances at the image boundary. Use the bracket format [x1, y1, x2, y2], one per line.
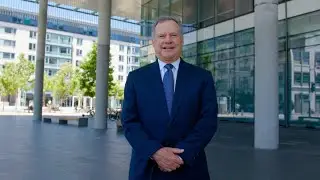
[165, 64, 174, 70]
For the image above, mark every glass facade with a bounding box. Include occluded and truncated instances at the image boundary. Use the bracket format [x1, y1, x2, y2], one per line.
[0, 8, 140, 44]
[140, 0, 320, 126]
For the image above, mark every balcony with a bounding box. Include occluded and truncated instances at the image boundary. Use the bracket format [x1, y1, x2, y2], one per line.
[45, 51, 72, 59]
[46, 38, 72, 47]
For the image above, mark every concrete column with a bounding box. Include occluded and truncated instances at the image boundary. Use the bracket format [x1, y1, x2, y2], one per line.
[33, 0, 48, 121]
[254, 0, 279, 149]
[93, 0, 112, 129]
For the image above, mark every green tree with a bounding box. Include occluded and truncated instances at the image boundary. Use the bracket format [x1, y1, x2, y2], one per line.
[16, 54, 35, 91]
[79, 43, 115, 97]
[110, 81, 124, 100]
[52, 63, 79, 104]
[0, 54, 34, 104]
[43, 73, 54, 93]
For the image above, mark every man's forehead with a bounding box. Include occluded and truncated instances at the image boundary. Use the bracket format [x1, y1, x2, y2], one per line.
[155, 22, 180, 33]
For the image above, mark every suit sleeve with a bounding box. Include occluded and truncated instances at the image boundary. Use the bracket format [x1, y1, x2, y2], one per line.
[175, 71, 218, 166]
[121, 72, 162, 160]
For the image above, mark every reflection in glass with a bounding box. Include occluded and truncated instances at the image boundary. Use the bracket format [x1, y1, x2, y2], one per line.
[199, 0, 215, 28]
[214, 60, 234, 116]
[235, 0, 253, 16]
[234, 56, 254, 117]
[216, 0, 234, 22]
[182, 0, 197, 33]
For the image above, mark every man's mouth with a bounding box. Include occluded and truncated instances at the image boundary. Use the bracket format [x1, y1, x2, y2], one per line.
[162, 47, 175, 50]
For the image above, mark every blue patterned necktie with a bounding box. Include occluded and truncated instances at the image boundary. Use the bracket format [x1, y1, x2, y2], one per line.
[163, 64, 174, 116]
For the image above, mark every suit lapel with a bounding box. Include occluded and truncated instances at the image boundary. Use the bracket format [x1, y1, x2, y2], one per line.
[171, 59, 188, 122]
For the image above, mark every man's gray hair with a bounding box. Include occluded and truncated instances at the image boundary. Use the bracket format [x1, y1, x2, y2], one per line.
[151, 16, 183, 38]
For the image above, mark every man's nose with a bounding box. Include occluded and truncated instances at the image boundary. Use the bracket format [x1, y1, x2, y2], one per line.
[164, 35, 173, 43]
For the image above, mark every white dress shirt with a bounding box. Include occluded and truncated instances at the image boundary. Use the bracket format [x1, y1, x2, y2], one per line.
[158, 58, 180, 92]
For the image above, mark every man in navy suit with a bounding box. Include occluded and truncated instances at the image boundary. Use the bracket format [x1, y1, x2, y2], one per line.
[121, 16, 218, 180]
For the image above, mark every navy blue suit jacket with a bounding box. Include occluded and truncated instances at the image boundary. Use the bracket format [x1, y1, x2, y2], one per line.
[121, 59, 218, 180]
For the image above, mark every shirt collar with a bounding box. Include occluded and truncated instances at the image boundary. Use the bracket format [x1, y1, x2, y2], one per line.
[158, 58, 181, 70]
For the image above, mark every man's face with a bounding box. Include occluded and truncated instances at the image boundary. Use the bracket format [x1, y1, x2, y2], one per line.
[152, 20, 183, 63]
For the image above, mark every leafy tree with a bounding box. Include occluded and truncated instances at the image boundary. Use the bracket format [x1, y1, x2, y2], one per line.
[0, 62, 19, 97]
[79, 43, 115, 97]
[140, 59, 150, 67]
[52, 63, 79, 104]
[16, 54, 35, 91]
[110, 81, 124, 100]
[43, 73, 54, 93]
[0, 54, 34, 104]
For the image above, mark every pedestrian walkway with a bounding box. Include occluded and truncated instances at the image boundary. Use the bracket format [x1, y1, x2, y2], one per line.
[0, 116, 319, 180]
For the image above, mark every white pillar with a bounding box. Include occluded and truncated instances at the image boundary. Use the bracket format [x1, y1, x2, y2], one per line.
[254, 0, 279, 149]
[93, 0, 111, 129]
[33, 0, 48, 121]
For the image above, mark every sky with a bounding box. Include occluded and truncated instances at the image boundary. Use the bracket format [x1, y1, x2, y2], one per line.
[0, 0, 141, 33]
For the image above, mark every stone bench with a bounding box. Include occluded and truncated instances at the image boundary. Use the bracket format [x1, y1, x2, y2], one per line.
[43, 115, 88, 127]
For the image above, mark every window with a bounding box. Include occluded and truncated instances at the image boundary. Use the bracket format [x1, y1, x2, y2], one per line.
[2, 40, 15, 47]
[2, 52, 15, 59]
[118, 75, 123, 81]
[127, 56, 132, 64]
[303, 73, 310, 84]
[216, 0, 234, 22]
[198, 39, 215, 55]
[182, 0, 197, 26]
[29, 31, 36, 38]
[235, 29, 254, 47]
[134, 57, 139, 63]
[132, 47, 140, 54]
[46, 45, 52, 52]
[46, 34, 50, 40]
[76, 49, 82, 56]
[119, 45, 124, 52]
[294, 72, 301, 85]
[292, 49, 302, 64]
[29, 43, 36, 51]
[316, 73, 320, 86]
[127, 47, 131, 54]
[235, 0, 253, 16]
[119, 65, 124, 72]
[60, 47, 71, 54]
[28, 55, 35, 61]
[76, 60, 80, 67]
[302, 52, 310, 65]
[315, 52, 320, 66]
[4, 27, 16, 34]
[183, 43, 197, 57]
[49, 58, 57, 65]
[199, 0, 215, 27]
[119, 55, 124, 62]
[216, 33, 234, 50]
[77, 38, 83, 46]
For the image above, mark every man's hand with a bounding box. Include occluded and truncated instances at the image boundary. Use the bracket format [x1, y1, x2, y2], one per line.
[152, 147, 184, 172]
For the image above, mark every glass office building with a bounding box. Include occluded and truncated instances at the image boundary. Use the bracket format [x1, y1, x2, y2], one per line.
[140, 0, 320, 127]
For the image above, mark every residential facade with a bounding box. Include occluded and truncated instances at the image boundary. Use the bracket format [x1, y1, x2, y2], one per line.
[0, 6, 140, 109]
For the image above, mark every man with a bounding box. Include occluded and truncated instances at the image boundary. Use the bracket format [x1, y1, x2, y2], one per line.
[121, 16, 218, 180]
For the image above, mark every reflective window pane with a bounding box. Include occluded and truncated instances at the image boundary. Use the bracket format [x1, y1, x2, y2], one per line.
[198, 38, 215, 55]
[199, 0, 215, 27]
[235, 0, 253, 16]
[216, 0, 235, 22]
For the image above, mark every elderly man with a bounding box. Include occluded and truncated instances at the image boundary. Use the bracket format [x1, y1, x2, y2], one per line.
[121, 16, 218, 180]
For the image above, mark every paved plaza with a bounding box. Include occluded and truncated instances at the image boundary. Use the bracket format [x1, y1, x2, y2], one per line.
[0, 115, 319, 180]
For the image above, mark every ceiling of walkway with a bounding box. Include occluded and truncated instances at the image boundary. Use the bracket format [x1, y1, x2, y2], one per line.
[50, 0, 142, 21]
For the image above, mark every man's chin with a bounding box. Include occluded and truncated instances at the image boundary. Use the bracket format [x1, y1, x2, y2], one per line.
[161, 54, 179, 61]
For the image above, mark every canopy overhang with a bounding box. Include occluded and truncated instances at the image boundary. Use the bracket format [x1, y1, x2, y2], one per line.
[49, 0, 142, 21]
